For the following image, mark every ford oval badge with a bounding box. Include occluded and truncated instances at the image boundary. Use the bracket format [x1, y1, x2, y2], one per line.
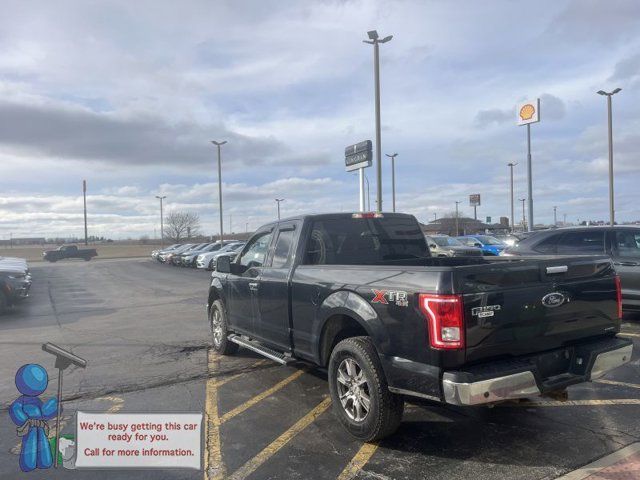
[542, 292, 566, 308]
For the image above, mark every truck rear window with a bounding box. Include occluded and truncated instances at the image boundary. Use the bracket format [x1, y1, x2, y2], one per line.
[303, 217, 428, 265]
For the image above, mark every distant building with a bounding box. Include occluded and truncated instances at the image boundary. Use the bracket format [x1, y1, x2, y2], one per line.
[0, 237, 46, 246]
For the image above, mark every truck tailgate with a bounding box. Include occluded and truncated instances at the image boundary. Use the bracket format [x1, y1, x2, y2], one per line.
[457, 256, 620, 364]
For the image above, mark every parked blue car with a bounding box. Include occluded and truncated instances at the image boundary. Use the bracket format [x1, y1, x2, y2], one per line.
[456, 235, 506, 256]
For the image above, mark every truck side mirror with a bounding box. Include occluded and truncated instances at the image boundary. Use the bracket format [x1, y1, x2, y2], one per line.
[217, 255, 231, 273]
[429, 243, 437, 249]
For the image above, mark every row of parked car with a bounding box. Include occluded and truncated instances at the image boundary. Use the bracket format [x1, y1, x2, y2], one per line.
[0, 256, 32, 314]
[151, 241, 246, 270]
[425, 234, 512, 257]
[428, 225, 640, 312]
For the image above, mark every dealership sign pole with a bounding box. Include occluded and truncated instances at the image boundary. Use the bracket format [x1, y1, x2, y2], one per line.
[345, 141, 373, 212]
[517, 99, 540, 232]
[469, 194, 480, 220]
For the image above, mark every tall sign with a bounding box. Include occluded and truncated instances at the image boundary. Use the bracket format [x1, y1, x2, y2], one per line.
[517, 98, 540, 232]
[469, 194, 481, 220]
[345, 141, 373, 212]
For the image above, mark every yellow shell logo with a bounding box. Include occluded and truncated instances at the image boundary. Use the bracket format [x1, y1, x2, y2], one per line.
[519, 103, 535, 121]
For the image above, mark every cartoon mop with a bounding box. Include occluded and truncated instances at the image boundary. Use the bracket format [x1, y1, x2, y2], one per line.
[41, 343, 87, 468]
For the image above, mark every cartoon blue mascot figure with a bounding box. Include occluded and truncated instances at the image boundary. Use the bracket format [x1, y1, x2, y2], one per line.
[9, 364, 58, 472]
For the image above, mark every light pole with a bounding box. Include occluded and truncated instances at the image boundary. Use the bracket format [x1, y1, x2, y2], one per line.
[82, 180, 88, 245]
[155, 195, 166, 247]
[519, 198, 526, 230]
[364, 174, 371, 211]
[455, 201, 461, 236]
[386, 153, 398, 212]
[507, 163, 517, 231]
[597, 88, 621, 226]
[275, 198, 284, 220]
[211, 140, 227, 243]
[364, 30, 392, 213]
[553, 206, 557, 226]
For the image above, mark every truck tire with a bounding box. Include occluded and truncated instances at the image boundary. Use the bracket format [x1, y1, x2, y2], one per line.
[209, 300, 238, 355]
[328, 336, 404, 441]
[83, 256, 91, 261]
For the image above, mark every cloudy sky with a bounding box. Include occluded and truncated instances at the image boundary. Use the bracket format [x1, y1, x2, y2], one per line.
[1, 0, 639, 239]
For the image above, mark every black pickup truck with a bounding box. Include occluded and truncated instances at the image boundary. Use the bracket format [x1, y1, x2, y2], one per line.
[43, 245, 98, 262]
[207, 213, 632, 440]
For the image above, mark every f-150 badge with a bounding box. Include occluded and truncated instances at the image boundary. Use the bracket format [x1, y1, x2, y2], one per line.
[372, 289, 408, 307]
[471, 305, 501, 318]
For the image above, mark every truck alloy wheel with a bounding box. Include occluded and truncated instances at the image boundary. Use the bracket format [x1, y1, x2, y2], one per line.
[328, 336, 404, 441]
[336, 358, 371, 422]
[208, 300, 238, 355]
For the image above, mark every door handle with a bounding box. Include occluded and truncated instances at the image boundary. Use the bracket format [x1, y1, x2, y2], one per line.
[249, 282, 259, 291]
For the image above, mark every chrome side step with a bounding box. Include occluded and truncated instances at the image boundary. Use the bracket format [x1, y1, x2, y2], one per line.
[228, 334, 294, 365]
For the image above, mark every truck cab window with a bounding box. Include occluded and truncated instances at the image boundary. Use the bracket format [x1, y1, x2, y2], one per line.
[556, 231, 605, 254]
[239, 231, 273, 268]
[533, 234, 559, 254]
[271, 229, 295, 268]
[614, 230, 640, 258]
[304, 217, 427, 265]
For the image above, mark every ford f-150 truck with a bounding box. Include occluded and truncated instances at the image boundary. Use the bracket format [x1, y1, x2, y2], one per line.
[207, 213, 632, 440]
[43, 245, 98, 262]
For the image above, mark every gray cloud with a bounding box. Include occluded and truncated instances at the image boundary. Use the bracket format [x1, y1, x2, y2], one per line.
[547, 0, 640, 44]
[474, 108, 512, 128]
[539, 94, 565, 121]
[609, 53, 640, 82]
[0, 100, 329, 168]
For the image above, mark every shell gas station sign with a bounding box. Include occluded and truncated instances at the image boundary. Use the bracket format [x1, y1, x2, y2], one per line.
[517, 99, 540, 126]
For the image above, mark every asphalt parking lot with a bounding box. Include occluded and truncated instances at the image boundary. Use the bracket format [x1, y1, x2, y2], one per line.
[1, 258, 639, 479]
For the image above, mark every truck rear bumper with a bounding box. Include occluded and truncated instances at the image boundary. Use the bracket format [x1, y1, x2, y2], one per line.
[442, 337, 633, 406]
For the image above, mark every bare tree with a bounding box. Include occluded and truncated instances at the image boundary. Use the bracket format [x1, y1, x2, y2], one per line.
[165, 211, 201, 242]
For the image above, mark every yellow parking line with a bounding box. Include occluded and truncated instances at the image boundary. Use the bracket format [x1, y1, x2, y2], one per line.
[227, 397, 332, 480]
[209, 359, 271, 389]
[506, 399, 640, 407]
[219, 369, 306, 424]
[619, 332, 640, 338]
[337, 442, 379, 480]
[595, 379, 640, 390]
[205, 350, 225, 480]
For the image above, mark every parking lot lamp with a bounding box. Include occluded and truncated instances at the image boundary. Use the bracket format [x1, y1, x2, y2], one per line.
[597, 88, 621, 226]
[211, 140, 227, 243]
[455, 201, 461, 236]
[386, 153, 398, 212]
[519, 198, 526, 230]
[507, 163, 517, 232]
[553, 206, 557, 226]
[155, 195, 166, 247]
[364, 30, 392, 213]
[275, 198, 284, 220]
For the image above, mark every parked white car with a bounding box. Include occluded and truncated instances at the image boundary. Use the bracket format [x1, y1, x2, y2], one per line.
[196, 242, 245, 270]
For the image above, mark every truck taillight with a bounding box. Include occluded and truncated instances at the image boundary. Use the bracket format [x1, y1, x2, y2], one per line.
[615, 275, 623, 319]
[419, 294, 464, 350]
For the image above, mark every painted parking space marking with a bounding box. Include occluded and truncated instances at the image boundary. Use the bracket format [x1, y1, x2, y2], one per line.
[209, 359, 271, 389]
[503, 399, 640, 407]
[218, 369, 306, 424]
[619, 332, 640, 338]
[226, 397, 332, 480]
[337, 442, 379, 480]
[205, 350, 225, 480]
[595, 379, 640, 390]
